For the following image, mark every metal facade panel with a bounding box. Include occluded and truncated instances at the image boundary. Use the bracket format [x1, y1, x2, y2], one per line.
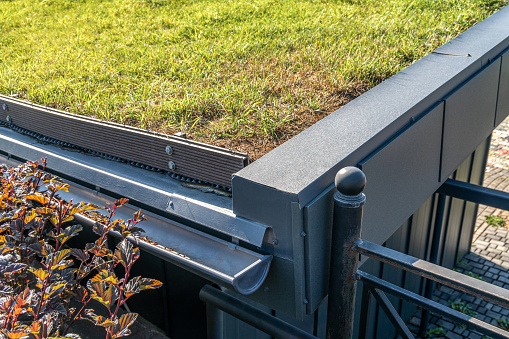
[290, 202, 307, 319]
[457, 138, 490, 258]
[358, 102, 443, 245]
[221, 291, 272, 339]
[248, 256, 298, 318]
[274, 311, 316, 336]
[354, 259, 382, 339]
[441, 58, 501, 181]
[496, 50, 509, 127]
[303, 188, 334, 313]
[441, 159, 471, 269]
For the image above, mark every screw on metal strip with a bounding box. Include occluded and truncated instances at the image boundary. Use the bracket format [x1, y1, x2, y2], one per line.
[6, 116, 11, 123]
[165, 145, 173, 155]
[168, 161, 176, 171]
[2, 104, 7, 111]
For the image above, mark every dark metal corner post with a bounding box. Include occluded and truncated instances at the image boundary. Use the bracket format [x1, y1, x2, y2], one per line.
[326, 167, 367, 339]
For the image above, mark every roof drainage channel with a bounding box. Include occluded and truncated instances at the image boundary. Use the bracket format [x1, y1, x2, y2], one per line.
[0, 154, 272, 295]
[0, 127, 271, 247]
[0, 95, 248, 188]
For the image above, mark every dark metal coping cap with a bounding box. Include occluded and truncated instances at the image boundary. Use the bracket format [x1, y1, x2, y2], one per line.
[335, 167, 366, 196]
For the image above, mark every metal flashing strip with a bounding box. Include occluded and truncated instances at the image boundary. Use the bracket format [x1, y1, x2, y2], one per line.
[0, 95, 248, 188]
[0, 129, 271, 247]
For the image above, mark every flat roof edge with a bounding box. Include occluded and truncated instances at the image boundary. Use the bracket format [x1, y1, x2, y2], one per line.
[234, 5, 509, 206]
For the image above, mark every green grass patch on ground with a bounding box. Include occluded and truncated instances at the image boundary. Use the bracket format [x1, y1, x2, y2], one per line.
[0, 0, 507, 158]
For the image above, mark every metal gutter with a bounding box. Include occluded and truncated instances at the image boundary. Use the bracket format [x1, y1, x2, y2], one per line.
[0, 151, 272, 295]
[76, 212, 272, 295]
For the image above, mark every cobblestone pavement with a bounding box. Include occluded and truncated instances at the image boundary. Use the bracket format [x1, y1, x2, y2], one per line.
[406, 118, 509, 338]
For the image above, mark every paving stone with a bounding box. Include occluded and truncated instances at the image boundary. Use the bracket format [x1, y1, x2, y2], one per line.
[471, 262, 484, 269]
[441, 286, 454, 295]
[407, 323, 420, 334]
[473, 268, 486, 275]
[438, 319, 455, 331]
[488, 266, 501, 275]
[439, 299, 450, 307]
[445, 331, 464, 339]
[476, 241, 490, 248]
[408, 316, 421, 326]
[452, 325, 466, 335]
[492, 258, 503, 265]
[477, 307, 488, 315]
[487, 310, 502, 319]
[473, 298, 482, 305]
[462, 295, 475, 303]
[465, 253, 480, 262]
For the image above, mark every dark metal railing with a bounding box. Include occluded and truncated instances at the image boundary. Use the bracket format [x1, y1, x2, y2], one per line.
[326, 167, 509, 339]
[357, 271, 509, 339]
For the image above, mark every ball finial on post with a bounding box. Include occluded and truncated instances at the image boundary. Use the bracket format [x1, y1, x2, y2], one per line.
[335, 166, 366, 197]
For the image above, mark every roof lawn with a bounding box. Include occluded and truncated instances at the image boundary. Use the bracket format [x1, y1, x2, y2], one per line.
[0, 0, 507, 160]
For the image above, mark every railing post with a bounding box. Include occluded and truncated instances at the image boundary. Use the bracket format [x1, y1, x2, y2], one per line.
[326, 167, 366, 339]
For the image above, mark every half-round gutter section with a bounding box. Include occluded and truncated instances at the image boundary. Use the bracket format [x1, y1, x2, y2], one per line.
[74, 214, 273, 295]
[233, 255, 272, 295]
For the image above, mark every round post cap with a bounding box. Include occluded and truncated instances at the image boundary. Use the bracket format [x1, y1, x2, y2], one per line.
[335, 167, 366, 196]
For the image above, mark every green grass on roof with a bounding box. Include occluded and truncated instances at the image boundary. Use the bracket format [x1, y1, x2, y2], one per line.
[0, 0, 507, 159]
